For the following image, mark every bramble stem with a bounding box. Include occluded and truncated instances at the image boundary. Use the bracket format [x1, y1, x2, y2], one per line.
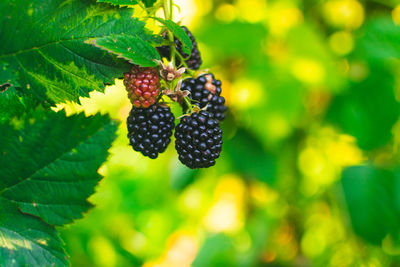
[169, 0, 173, 20]
[183, 95, 193, 113]
[162, 0, 169, 19]
[161, 0, 194, 114]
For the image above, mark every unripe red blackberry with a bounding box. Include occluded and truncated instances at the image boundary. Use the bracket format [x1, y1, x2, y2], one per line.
[182, 73, 227, 121]
[127, 104, 175, 159]
[157, 26, 202, 70]
[175, 111, 223, 169]
[123, 67, 160, 108]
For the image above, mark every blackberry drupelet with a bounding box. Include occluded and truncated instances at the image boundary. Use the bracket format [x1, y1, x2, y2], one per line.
[157, 26, 202, 70]
[123, 66, 160, 108]
[182, 73, 227, 121]
[127, 104, 175, 159]
[175, 111, 223, 169]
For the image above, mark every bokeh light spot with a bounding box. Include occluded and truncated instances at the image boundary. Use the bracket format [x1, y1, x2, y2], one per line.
[236, 0, 267, 23]
[266, 3, 303, 36]
[329, 31, 354, 55]
[231, 78, 264, 109]
[393, 5, 400, 25]
[203, 175, 245, 233]
[291, 58, 325, 84]
[323, 0, 364, 29]
[215, 4, 236, 23]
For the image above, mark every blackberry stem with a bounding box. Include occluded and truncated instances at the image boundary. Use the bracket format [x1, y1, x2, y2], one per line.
[175, 52, 195, 75]
[162, 0, 176, 65]
[183, 95, 193, 113]
[161, 0, 194, 114]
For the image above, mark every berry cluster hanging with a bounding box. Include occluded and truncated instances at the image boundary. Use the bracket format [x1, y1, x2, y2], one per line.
[124, 21, 227, 169]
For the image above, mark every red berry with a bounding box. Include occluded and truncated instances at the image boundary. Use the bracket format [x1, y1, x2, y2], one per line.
[123, 67, 160, 108]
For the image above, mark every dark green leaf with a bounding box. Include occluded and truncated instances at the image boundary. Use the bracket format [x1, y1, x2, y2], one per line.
[0, 0, 157, 104]
[141, 0, 158, 8]
[154, 18, 193, 55]
[0, 110, 118, 226]
[358, 17, 400, 61]
[327, 65, 399, 150]
[224, 128, 275, 184]
[0, 199, 67, 267]
[97, 0, 139, 5]
[87, 34, 160, 67]
[0, 61, 19, 90]
[0, 87, 26, 123]
[341, 165, 400, 244]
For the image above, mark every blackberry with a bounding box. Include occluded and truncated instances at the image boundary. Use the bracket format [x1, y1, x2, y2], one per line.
[127, 104, 175, 159]
[123, 66, 160, 108]
[175, 111, 223, 169]
[182, 73, 227, 121]
[157, 26, 202, 70]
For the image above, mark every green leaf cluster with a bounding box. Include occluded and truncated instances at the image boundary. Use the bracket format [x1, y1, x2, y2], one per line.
[0, 0, 161, 105]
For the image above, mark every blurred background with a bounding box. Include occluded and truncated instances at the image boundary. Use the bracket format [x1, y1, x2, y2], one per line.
[57, 0, 400, 266]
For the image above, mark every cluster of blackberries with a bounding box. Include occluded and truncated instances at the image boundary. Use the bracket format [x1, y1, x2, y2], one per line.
[124, 26, 226, 169]
[182, 73, 227, 121]
[157, 26, 202, 70]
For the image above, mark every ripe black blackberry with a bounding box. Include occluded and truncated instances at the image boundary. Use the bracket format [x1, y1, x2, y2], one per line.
[182, 73, 227, 121]
[157, 26, 202, 70]
[175, 111, 222, 169]
[123, 67, 160, 108]
[127, 104, 175, 159]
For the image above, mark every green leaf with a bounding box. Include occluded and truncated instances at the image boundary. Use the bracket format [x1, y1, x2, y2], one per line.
[196, 21, 267, 64]
[0, 199, 67, 267]
[0, 109, 118, 226]
[141, 0, 158, 8]
[154, 18, 193, 55]
[0, 61, 19, 90]
[358, 17, 400, 61]
[97, 0, 139, 5]
[327, 65, 399, 150]
[224, 128, 275, 184]
[192, 234, 236, 267]
[0, 0, 158, 104]
[341, 165, 400, 244]
[87, 34, 160, 67]
[0, 87, 28, 123]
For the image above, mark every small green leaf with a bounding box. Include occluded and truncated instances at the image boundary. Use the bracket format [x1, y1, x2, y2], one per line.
[154, 18, 193, 55]
[0, 199, 67, 267]
[0, 109, 118, 226]
[88, 34, 160, 67]
[341, 165, 400, 244]
[97, 0, 139, 5]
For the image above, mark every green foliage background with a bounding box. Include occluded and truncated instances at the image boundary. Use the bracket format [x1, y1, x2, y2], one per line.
[2, 0, 400, 266]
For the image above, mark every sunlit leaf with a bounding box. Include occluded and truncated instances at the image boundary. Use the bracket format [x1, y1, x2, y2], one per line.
[154, 18, 193, 55]
[0, 0, 157, 104]
[0, 110, 118, 226]
[87, 34, 160, 67]
[0, 199, 67, 267]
